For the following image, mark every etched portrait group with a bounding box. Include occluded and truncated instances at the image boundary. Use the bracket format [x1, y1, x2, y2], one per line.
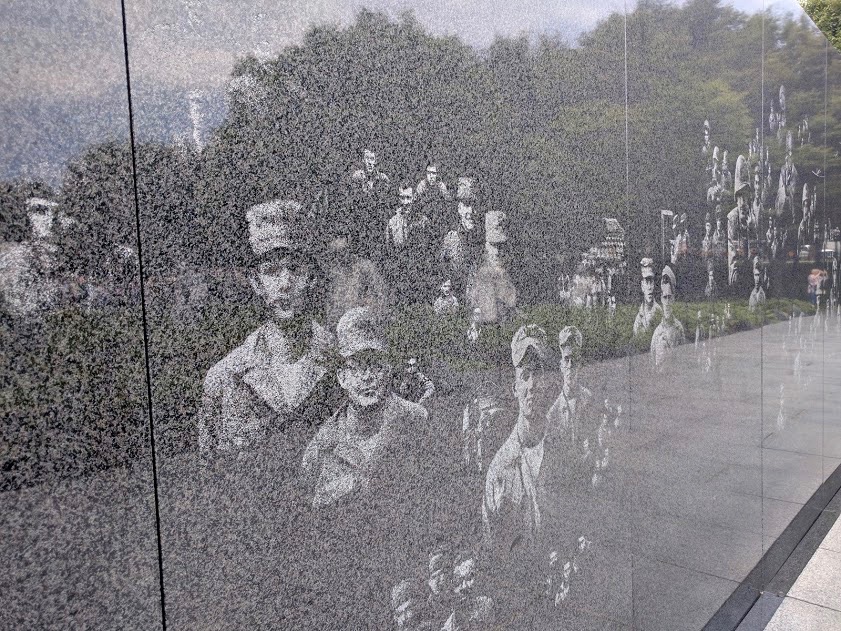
[190, 151, 625, 628]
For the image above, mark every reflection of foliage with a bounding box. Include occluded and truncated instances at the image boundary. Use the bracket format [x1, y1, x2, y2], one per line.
[801, 0, 841, 52]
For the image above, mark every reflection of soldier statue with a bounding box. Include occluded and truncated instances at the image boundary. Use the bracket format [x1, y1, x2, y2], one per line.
[197, 199, 339, 466]
[712, 205, 726, 260]
[750, 163, 763, 242]
[701, 213, 713, 260]
[728, 176, 751, 286]
[775, 132, 798, 230]
[633, 257, 662, 335]
[704, 259, 718, 300]
[440, 182, 482, 295]
[720, 150, 733, 193]
[707, 147, 722, 202]
[748, 256, 766, 313]
[702, 119, 711, 156]
[798, 183, 812, 250]
[650, 266, 686, 370]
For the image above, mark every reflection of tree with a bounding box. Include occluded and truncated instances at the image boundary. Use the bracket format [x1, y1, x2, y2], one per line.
[4, 3, 838, 304]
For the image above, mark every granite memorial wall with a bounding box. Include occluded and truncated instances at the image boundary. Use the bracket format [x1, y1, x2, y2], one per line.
[2, 0, 841, 628]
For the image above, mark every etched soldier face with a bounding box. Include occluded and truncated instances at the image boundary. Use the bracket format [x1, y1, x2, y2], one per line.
[514, 356, 553, 432]
[705, 221, 712, 236]
[441, 279, 453, 296]
[428, 554, 451, 595]
[754, 266, 761, 287]
[661, 281, 674, 319]
[457, 201, 475, 230]
[338, 350, 391, 407]
[399, 187, 414, 206]
[363, 149, 376, 172]
[453, 558, 476, 596]
[560, 345, 579, 389]
[641, 271, 655, 305]
[254, 254, 313, 320]
[426, 166, 438, 183]
[28, 209, 54, 240]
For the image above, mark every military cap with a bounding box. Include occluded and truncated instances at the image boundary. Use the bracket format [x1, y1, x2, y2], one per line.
[511, 324, 550, 368]
[661, 265, 677, 289]
[704, 119, 710, 131]
[26, 197, 58, 211]
[734, 181, 751, 199]
[558, 325, 583, 350]
[336, 307, 386, 358]
[640, 257, 655, 276]
[246, 198, 312, 257]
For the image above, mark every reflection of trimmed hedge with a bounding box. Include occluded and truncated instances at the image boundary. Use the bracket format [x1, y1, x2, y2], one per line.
[0, 296, 817, 487]
[387, 298, 815, 370]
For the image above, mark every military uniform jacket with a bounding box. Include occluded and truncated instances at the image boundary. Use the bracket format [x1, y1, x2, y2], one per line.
[197, 319, 340, 470]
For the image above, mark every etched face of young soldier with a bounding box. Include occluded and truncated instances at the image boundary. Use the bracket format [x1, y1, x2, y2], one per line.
[426, 165, 438, 184]
[253, 251, 314, 320]
[514, 351, 554, 434]
[641, 269, 655, 305]
[661, 279, 675, 320]
[453, 557, 476, 596]
[399, 186, 414, 206]
[559, 343, 579, 390]
[363, 149, 376, 173]
[428, 552, 451, 596]
[338, 349, 391, 408]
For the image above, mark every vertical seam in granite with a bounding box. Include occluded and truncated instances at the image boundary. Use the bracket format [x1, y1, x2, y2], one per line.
[118, 0, 168, 627]
[623, 3, 635, 629]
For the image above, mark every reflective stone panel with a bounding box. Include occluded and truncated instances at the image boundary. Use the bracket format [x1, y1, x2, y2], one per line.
[126, 0, 633, 627]
[625, 0, 766, 624]
[0, 0, 162, 627]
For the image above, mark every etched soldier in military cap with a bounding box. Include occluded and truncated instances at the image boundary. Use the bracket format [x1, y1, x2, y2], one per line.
[197, 198, 340, 468]
[301, 306, 428, 508]
[633, 258, 662, 335]
[650, 265, 686, 370]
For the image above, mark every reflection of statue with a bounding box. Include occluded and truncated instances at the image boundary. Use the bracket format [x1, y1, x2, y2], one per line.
[712, 205, 726, 260]
[702, 119, 711, 156]
[650, 266, 686, 370]
[775, 139, 798, 227]
[633, 257, 662, 335]
[798, 183, 812, 249]
[721, 150, 733, 192]
[704, 259, 718, 300]
[728, 179, 751, 286]
[701, 214, 713, 260]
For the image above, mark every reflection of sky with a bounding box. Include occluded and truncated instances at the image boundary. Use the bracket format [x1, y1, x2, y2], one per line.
[0, 0, 820, 183]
